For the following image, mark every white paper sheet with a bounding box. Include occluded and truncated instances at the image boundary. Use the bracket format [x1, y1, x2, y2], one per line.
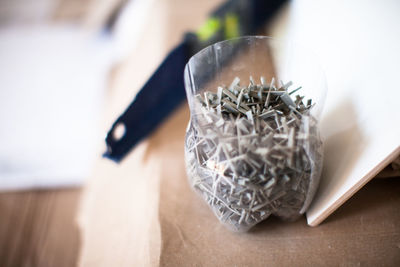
[0, 25, 112, 190]
[281, 0, 400, 225]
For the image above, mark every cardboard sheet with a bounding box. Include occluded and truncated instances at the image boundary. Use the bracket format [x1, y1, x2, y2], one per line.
[156, 105, 400, 266]
[79, 0, 400, 265]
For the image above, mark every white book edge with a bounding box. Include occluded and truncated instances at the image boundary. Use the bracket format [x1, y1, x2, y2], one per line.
[307, 146, 400, 226]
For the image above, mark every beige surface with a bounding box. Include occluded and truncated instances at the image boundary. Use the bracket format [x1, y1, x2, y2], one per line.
[159, 157, 400, 266]
[78, 0, 400, 265]
[78, 0, 225, 266]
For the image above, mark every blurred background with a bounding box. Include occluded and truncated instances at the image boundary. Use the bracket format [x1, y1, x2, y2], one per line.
[0, 0, 217, 266]
[0, 0, 399, 266]
[0, 0, 155, 190]
[0, 0, 158, 265]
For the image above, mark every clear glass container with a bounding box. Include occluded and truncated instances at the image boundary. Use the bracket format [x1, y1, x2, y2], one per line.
[184, 36, 327, 232]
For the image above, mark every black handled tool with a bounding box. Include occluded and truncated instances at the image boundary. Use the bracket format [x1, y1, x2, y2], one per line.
[104, 0, 287, 162]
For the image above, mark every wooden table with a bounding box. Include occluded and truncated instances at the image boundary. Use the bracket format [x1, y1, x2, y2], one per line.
[0, 189, 81, 267]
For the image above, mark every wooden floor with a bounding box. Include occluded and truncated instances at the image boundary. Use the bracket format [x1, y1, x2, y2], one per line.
[0, 189, 81, 267]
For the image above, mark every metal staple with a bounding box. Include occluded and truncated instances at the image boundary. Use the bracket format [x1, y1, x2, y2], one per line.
[185, 76, 323, 231]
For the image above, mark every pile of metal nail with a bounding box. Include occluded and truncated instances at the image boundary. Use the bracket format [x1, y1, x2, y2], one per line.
[184, 76, 323, 231]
